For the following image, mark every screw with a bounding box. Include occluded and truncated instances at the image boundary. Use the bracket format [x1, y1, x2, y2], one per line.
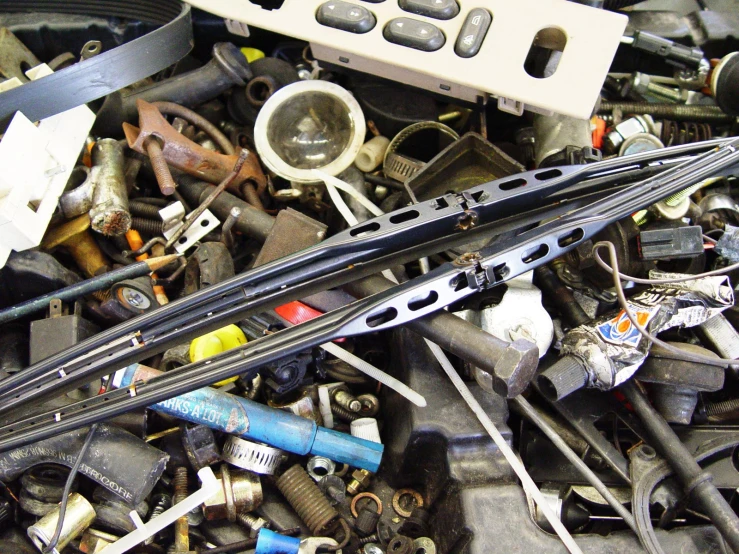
[331, 404, 359, 422]
[236, 513, 268, 538]
[332, 389, 361, 412]
[172, 467, 189, 552]
[359, 534, 379, 545]
[146, 493, 171, 545]
[145, 137, 176, 196]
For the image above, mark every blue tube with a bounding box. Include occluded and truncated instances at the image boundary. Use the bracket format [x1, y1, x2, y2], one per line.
[118, 364, 382, 471]
[255, 528, 300, 554]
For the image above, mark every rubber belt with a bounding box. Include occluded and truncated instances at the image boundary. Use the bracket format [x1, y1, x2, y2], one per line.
[0, 0, 193, 124]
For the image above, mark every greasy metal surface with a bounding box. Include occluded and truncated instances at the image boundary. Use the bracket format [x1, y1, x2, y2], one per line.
[123, 100, 266, 195]
[253, 208, 328, 267]
[407, 133, 523, 200]
[0, 27, 40, 82]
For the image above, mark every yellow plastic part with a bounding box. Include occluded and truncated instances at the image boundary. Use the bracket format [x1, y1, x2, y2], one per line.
[190, 324, 247, 386]
[241, 47, 265, 63]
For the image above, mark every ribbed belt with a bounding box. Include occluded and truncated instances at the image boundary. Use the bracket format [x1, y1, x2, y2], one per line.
[0, 0, 193, 123]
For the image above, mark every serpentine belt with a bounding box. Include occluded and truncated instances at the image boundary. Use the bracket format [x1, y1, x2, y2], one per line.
[0, 0, 193, 124]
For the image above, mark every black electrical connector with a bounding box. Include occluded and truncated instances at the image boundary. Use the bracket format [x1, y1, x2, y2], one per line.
[631, 30, 705, 69]
[638, 226, 704, 260]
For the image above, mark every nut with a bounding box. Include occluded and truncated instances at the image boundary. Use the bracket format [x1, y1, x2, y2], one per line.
[306, 456, 336, 482]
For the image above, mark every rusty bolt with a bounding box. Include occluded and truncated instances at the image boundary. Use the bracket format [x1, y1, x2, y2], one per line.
[144, 137, 176, 196]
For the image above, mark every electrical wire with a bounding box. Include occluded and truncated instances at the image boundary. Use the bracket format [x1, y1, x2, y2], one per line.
[43, 423, 99, 554]
[593, 241, 738, 368]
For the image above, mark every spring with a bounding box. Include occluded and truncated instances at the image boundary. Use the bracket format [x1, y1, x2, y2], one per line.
[92, 289, 112, 303]
[276, 465, 339, 535]
[705, 398, 739, 418]
[660, 120, 712, 147]
[131, 217, 164, 235]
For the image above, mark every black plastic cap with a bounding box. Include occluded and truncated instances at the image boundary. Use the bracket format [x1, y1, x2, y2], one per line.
[715, 52, 739, 117]
[537, 356, 589, 401]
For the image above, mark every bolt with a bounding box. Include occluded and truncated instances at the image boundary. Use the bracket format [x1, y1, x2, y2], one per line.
[131, 217, 165, 235]
[236, 513, 268, 538]
[662, 181, 709, 208]
[173, 467, 189, 552]
[145, 137, 177, 196]
[332, 389, 361, 412]
[363, 544, 384, 554]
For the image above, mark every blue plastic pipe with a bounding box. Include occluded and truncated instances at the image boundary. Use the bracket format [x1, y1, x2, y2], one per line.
[117, 364, 383, 472]
[255, 528, 301, 554]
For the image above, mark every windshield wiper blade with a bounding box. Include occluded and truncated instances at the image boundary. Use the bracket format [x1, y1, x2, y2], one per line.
[0, 139, 736, 453]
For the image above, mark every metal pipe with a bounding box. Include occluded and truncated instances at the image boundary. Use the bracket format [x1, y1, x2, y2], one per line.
[89, 139, 132, 237]
[0, 255, 177, 324]
[620, 380, 739, 552]
[512, 397, 637, 532]
[178, 181, 275, 242]
[534, 265, 591, 328]
[344, 274, 539, 398]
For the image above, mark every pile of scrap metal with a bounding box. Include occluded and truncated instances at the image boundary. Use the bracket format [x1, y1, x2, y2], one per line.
[0, 0, 738, 553]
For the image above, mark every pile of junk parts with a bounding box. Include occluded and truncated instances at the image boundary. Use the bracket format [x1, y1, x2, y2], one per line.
[2, 0, 739, 553]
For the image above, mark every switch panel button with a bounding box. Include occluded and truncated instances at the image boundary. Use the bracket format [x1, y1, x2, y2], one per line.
[383, 17, 446, 52]
[455, 8, 492, 58]
[398, 0, 459, 21]
[317, 1, 377, 34]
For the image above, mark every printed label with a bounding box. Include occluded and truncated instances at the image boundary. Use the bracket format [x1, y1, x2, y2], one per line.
[596, 304, 660, 348]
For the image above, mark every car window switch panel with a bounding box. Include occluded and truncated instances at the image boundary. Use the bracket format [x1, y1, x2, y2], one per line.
[185, 0, 627, 119]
